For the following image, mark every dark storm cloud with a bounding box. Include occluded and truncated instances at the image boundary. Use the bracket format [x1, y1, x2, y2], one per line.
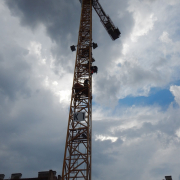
[0, 9, 68, 174]
[5, 0, 134, 54]
[0, 42, 30, 100]
[5, 0, 135, 82]
[92, 139, 122, 179]
[5, 0, 81, 45]
[92, 139, 115, 164]
[0, 86, 68, 177]
[5, 0, 134, 40]
[5, 0, 83, 74]
[91, 130, 157, 180]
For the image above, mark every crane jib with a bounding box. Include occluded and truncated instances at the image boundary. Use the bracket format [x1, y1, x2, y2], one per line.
[79, 0, 121, 40]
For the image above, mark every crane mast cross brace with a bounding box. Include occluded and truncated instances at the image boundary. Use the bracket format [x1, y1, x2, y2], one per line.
[62, 1, 120, 180]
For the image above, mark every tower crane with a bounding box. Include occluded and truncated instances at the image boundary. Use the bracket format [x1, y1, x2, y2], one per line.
[62, 0, 120, 180]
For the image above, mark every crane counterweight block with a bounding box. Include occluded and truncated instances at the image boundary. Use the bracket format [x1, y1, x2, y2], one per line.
[102, 20, 121, 40]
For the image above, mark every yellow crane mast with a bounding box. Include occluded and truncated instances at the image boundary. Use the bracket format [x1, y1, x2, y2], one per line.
[62, 0, 120, 180]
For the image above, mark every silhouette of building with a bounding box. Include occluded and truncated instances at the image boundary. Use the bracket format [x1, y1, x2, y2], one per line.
[165, 176, 172, 180]
[1, 170, 61, 180]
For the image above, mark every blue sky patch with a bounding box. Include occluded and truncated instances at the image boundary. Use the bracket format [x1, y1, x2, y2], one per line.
[172, 80, 180, 86]
[118, 88, 174, 110]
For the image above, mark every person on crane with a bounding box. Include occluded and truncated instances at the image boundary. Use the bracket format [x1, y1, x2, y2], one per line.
[91, 66, 98, 74]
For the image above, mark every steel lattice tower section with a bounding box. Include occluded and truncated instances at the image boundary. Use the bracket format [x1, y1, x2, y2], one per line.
[62, 0, 93, 180]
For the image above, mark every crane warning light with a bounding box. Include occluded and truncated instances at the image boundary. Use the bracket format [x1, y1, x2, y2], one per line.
[70, 45, 76, 52]
[92, 42, 98, 49]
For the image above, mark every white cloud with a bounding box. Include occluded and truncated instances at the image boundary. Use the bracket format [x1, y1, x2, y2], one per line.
[122, 43, 129, 55]
[128, 0, 157, 41]
[170, 85, 180, 106]
[58, 90, 71, 104]
[95, 135, 118, 143]
[52, 81, 58, 86]
[168, 0, 180, 6]
[159, 31, 172, 44]
[175, 128, 180, 138]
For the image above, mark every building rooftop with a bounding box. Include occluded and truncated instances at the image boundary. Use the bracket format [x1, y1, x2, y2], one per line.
[2, 170, 61, 180]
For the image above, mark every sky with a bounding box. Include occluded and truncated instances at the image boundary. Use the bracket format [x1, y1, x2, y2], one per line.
[0, 0, 180, 180]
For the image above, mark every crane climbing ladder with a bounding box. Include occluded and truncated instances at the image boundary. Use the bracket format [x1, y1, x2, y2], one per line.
[62, 1, 120, 180]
